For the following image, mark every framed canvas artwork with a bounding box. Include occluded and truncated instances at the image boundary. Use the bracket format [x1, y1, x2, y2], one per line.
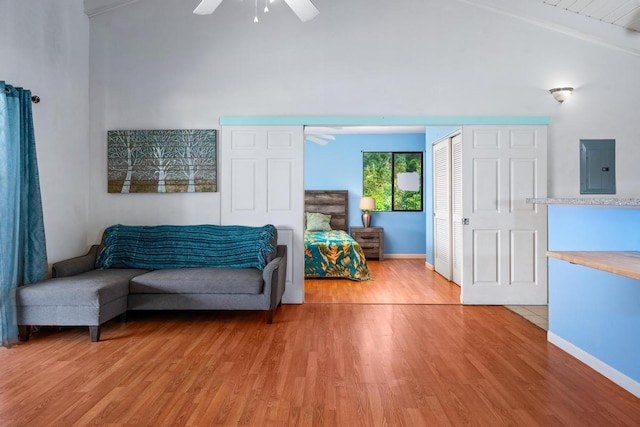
[107, 129, 217, 193]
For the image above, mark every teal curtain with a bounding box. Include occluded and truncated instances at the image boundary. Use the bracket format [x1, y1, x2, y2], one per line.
[0, 81, 48, 347]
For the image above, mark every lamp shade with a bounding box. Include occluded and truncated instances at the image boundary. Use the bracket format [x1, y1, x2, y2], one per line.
[359, 197, 376, 211]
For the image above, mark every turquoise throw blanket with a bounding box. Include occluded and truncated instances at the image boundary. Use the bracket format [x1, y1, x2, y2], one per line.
[96, 224, 276, 270]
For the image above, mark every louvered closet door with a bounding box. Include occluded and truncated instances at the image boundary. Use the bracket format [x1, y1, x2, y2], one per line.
[451, 133, 463, 286]
[433, 138, 451, 280]
[220, 126, 304, 304]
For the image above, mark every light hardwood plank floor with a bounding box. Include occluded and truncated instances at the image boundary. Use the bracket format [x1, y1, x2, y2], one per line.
[305, 259, 461, 304]
[1, 260, 638, 426]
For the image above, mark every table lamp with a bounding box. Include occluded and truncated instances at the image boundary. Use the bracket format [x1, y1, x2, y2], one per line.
[359, 197, 376, 228]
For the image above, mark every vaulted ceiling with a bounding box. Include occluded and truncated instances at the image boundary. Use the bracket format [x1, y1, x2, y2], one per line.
[83, 0, 640, 56]
[536, 0, 640, 32]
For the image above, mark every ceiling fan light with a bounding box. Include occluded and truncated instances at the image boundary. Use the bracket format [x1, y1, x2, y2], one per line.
[194, 0, 319, 22]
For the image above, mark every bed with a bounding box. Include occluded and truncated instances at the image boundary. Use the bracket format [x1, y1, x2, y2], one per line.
[304, 190, 371, 281]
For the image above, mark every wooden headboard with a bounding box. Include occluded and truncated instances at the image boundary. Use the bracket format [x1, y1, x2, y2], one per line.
[305, 190, 349, 231]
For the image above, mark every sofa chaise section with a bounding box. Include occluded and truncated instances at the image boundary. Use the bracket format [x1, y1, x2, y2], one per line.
[16, 245, 149, 342]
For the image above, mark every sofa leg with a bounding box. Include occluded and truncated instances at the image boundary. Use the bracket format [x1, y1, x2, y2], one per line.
[89, 326, 101, 342]
[265, 309, 274, 324]
[18, 325, 31, 341]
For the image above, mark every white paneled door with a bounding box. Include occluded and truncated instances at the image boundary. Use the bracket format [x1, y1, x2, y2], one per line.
[220, 126, 305, 303]
[461, 125, 548, 305]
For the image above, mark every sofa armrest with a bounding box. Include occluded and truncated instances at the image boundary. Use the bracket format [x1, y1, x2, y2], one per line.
[52, 245, 100, 278]
[262, 245, 287, 309]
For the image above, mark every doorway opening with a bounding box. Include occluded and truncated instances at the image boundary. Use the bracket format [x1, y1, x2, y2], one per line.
[219, 116, 550, 306]
[303, 125, 460, 305]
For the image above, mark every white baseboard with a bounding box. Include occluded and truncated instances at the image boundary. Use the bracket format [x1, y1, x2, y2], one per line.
[547, 332, 640, 398]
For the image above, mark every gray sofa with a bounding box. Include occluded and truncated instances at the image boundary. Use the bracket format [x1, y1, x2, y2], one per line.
[16, 224, 287, 342]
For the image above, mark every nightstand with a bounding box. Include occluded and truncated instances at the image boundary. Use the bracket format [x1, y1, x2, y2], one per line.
[350, 226, 384, 261]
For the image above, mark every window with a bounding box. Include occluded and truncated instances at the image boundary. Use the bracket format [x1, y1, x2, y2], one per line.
[362, 151, 423, 211]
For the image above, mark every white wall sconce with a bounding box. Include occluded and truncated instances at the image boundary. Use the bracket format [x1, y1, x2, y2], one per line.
[549, 87, 573, 103]
[359, 197, 376, 228]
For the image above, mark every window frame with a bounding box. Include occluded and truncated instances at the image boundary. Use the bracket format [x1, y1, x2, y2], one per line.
[362, 151, 424, 212]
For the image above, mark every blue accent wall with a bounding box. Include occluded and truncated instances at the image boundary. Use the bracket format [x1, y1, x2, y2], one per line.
[548, 205, 640, 388]
[305, 133, 426, 255]
[549, 206, 640, 250]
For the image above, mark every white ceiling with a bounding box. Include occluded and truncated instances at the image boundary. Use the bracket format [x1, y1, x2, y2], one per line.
[83, 0, 640, 32]
[535, 0, 640, 32]
[83, 0, 640, 56]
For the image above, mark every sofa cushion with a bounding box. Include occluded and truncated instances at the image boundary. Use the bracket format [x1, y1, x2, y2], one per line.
[129, 268, 264, 295]
[17, 269, 148, 307]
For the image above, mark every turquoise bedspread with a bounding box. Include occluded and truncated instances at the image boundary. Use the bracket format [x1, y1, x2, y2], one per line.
[96, 224, 276, 270]
[304, 230, 370, 281]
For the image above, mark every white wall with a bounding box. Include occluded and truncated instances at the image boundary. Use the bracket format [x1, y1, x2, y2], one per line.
[87, 0, 223, 236]
[84, 0, 636, 242]
[0, 0, 90, 264]
[4, 0, 639, 264]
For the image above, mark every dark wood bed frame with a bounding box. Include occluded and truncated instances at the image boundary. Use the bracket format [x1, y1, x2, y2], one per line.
[304, 190, 349, 232]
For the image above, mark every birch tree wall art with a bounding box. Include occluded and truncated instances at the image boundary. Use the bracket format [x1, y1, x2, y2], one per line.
[107, 130, 217, 193]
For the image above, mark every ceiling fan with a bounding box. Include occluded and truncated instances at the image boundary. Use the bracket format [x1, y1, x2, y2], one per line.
[193, 0, 319, 23]
[304, 127, 336, 146]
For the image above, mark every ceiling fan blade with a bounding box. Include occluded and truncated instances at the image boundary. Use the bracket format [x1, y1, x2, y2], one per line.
[306, 135, 329, 146]
[315, 134, 335, 140]
[193, 0, 224, 15]
[284, 0, 319, 22]
[303, 130, 336, 140]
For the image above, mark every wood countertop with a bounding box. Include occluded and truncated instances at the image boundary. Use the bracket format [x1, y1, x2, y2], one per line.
[547, 250, 640, 281]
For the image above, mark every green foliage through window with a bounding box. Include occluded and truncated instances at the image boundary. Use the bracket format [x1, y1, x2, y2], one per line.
[363, 152, 423, 212]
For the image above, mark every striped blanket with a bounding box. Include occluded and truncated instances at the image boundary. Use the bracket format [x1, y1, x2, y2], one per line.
[95, 224, 276, 270]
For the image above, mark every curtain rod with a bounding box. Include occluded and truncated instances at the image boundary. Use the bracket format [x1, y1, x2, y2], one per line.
[4, 87, 40, 103]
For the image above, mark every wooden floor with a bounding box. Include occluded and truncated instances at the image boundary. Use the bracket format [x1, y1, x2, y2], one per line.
[305, 259, 461, 304]
[1, 261, 638, 426]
